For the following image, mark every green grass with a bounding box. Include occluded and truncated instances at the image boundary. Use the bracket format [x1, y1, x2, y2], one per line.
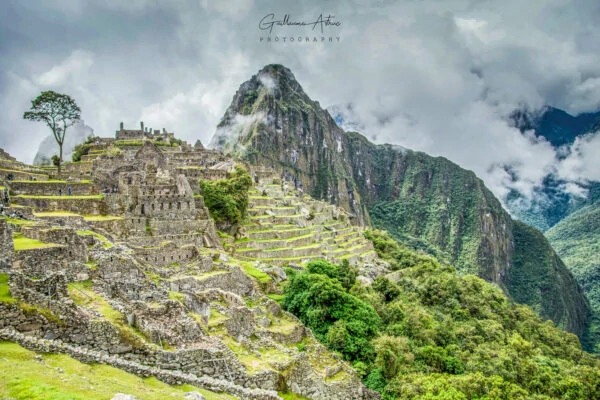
[169, 291, 185, 303]
[0, 341, 235, 400]
[76, 230, 114, 249]
[0, 273, 15, 304]
[115, 140, 144, 146]
[34, 211, 81, 217]
[267, 293, 284, 303]
[241, 264, 272, 284]
[13, 235, 58, 251]
[279, 392, 310, 400]
[15, 195, 104, 200]
[83, 214, 123, 221]
[2, 216, 35, 226]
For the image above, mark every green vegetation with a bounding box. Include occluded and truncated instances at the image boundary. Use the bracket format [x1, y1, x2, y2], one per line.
[115, 139, 144, 146]
[71, 136, 95, 162]
[0, 273, 15, 304]
[83, 214, 123, 221]
[34, 211, 81, 217]
[508, 221, 590, 341]
[169, 291, 185, 303]
[2, 216, 35, 227]
[0, 341, 233, 400]
[13, 234, 58, 251]
[241, 263, 272, 284]
[284, 260, 378, 361]
[282, 241, 600, 399]
[200, 165, 252, 225]
[546, 204, 600, 352]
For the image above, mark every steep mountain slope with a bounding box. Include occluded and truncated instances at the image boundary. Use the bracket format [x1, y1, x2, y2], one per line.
[210, 64, 591, 342]
[546, 204, 600, 351]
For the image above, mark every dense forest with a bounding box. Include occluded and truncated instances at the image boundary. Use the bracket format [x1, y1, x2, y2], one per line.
[282, 230, 600, 399]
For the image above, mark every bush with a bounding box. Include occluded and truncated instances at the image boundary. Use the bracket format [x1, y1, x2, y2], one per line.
[71, 136, 95, 162]
[199, 165, 252, 225]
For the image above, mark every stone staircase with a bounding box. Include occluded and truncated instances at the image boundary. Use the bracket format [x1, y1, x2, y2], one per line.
[234, 186, 377, 266]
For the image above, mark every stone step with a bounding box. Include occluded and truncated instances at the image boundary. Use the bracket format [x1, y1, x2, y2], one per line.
[236, 244, 323, 259]
[335, 235, 364, 249]
[235, 254, 323, 265]
[245, 226, 313, 240]
[0, 167, 49, 181]
[247, 206, 298, 217]
[236, 233, 316, 250]
[248, 214, 306, 226]
[325, 243, 373, 258]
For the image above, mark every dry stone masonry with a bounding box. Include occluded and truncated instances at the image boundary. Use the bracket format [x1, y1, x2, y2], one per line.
[0, 125, 386, 400]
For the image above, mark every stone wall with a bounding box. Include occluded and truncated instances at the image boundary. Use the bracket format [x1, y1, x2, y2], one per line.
[12, 196, 107, 215]
[0, 328, 282, 400]
[9, 180, 95, 196]
[134, 243, 198, 267]
[0, 219, 13, 272]
[0, 168, 49, 181]
[20, 226, 87, 263]
[169, 266, 257, 298]
[64, 161, 93, 175]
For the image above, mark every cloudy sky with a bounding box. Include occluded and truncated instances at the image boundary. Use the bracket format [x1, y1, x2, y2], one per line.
[2, 0, 600, 202]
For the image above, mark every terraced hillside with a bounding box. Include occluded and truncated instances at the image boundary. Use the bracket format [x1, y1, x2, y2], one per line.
[234, 183, 379, 270]
[0, 138, 381, 400]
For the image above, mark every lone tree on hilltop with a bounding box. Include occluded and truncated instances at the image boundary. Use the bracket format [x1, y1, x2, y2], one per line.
[23, 91, 81, 174]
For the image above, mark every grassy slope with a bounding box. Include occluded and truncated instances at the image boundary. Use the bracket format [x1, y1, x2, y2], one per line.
[0, 342, 235, 400]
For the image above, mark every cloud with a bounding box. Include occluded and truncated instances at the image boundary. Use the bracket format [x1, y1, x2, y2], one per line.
[1, 0, 600, 206]
[36, 50, 93, 87]
[556, 131, 600, 183]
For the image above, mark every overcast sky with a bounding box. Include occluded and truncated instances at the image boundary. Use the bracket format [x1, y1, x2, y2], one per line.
[2, 0, 600, 202]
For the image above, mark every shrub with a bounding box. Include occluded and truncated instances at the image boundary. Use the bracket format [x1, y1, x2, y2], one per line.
[200, 165, 252, 225]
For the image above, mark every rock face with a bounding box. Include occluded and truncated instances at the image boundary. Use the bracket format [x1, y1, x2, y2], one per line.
[33, 119, 94, 165]
[211, 63, 591, 339]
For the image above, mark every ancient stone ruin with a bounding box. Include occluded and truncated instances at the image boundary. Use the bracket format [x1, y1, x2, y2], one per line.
[0, 125, 387, 400]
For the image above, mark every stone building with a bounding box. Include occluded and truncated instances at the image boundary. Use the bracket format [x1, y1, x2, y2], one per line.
[115, 121, 175, 142]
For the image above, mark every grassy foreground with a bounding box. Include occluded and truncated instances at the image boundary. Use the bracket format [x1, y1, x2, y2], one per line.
[0, 341, 236, 400]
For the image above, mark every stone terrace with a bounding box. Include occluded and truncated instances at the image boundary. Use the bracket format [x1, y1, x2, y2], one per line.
[234, 181, 378, 267]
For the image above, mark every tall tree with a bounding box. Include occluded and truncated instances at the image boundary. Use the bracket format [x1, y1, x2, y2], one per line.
[23, 91, 81, 174]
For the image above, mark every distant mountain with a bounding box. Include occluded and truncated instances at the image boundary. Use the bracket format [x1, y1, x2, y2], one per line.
[510, 106, 600, 148]
[210, 64, 591, 344]
[33, 120, 94, 165]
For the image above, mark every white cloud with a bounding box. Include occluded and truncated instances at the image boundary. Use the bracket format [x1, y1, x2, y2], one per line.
[36, 50, 93, 87]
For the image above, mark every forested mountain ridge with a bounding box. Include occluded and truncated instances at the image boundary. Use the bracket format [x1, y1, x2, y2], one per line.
[211, 64, 591, 344]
